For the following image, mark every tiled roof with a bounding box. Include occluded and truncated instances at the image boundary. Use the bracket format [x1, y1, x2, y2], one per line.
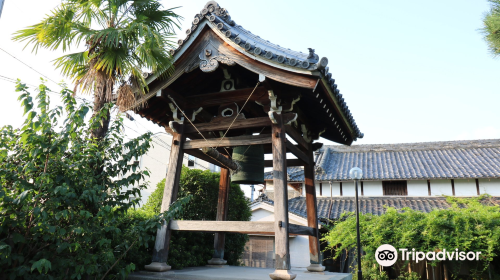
[254, 196, 500, 221]
[171, 1, 363, 140]
[264, 139, 500, 181]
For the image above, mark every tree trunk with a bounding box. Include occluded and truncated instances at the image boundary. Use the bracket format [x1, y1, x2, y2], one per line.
[91, 71, 113, 141]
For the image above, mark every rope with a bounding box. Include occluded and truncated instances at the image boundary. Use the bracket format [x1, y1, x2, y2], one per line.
[215, 81, 260, 148]
[167, 95, 211, 144]
[166, 95, 234, 170]
[241, 126, 266, 156]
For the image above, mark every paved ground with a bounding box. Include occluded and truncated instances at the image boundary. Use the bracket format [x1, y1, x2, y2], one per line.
[128, 266, 352, 280]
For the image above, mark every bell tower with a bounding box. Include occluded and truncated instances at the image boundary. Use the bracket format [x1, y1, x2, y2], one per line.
[133, 1, 363, 279]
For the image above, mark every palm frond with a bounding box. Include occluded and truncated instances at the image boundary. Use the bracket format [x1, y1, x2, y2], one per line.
[15, 0, 180, 110]
[53, 51, 89, 80]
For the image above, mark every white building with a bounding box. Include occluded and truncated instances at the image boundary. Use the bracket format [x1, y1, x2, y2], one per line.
[137, 132, 220, 205]
[264, 139, 500, 199]
[242, 139, 500, 270]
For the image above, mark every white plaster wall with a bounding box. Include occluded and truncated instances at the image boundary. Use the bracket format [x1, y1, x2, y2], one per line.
[290, 236, 311, 268]
[251, 206, 305, 225]
[430, 180, 453, 196]
[265, 181, 274, 192]
[454, 179, 478, 196]
[408, 180, 429, 196]
[479, 178, 500, 195]
[138, 133, 214, 205]
[320, 181, 341, 197]
[137, 133, 172, 205]
[342, 181, 356, 196]
[250, 205, 310, 268]
[362, 181, 383, 196]
[251, 208, 275, 222]
[315, 183, 321, 197]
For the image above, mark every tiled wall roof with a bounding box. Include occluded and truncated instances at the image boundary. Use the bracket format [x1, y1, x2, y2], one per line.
[254, 196, 500, 220]
[265, 139, 500, 181]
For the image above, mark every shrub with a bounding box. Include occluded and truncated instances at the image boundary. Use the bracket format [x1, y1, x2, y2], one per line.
[323, 195, 500, 279]
[140, 167, 251, 269]
[0, 81, 190, 279]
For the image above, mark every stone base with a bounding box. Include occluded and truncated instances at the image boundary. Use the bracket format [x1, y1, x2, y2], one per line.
[269, 269, 297, 280]
[207, 258, 227, 265]
[144, 262, 171, 272]
[306, 264, 326, 272]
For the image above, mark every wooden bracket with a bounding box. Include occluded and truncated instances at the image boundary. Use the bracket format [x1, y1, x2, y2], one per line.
[312, 128, 326, 141]
[267, 90, 282, 124]
[282, 96, 300, 113]
[301, 124, 312, 143]
[270, 112, 297, 126]
[191, 107, 203, 122]
[168, 102, 184, 133]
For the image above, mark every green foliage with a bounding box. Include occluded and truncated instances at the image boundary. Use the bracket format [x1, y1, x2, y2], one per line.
[140, 167, 252, 269]
[323, 195, 500, 279]
[483, 0, 500, 56]
[13, 0, 180, 112]
[0, 81, 190, 279]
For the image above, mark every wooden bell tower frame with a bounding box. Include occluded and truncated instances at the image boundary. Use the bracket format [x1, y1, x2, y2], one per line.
[134, 2, 363, 279]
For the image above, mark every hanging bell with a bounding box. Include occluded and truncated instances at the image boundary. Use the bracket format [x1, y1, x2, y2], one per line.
[231, 145, 264, 184]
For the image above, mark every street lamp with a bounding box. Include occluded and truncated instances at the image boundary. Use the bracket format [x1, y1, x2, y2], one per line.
[349, 167, 363, 280]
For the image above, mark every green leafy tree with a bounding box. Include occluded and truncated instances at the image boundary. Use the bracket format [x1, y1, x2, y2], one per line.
[0, 81, 190, 279]
[483, 0, 500, 56]
[141, 167, 252, 269]
[322, 196, 500, 280]
[13, 0, 180, 140]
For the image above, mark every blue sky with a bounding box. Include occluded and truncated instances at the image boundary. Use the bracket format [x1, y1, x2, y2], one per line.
[0, 0, 498, 145]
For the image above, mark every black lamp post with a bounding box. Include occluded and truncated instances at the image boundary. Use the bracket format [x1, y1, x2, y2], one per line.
[349, 167, 363, 280]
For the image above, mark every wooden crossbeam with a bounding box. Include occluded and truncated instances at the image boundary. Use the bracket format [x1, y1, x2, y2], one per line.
[289, 223, 317, 236]
[185, 87, 268, 109]
[184, 148, 223, 167]
[264, 159, 305, 167]
[285, 140, 311, 165]
[183, 134, 272, 149]
[168, 220, 316, 236]
[285, 125, 308, 150]
[202, 148, 239, 171]
[180, 117, 273, 134]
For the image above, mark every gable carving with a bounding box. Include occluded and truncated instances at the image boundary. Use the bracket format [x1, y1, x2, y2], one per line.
[198, 43, 235, 73]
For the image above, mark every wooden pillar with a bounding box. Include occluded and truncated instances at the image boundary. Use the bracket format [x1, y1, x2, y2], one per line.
[208, 167, 230, 265]
[304, 146, 325, 272]
[269, 113, 296, 280]
[145, 126, 185, 272]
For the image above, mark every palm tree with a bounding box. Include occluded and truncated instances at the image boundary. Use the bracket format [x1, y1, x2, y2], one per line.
[483, 0, 500, 56]
[13, 0, 180, 140]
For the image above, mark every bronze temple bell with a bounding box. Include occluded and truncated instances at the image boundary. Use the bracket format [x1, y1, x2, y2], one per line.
[231, 144, 264, 184]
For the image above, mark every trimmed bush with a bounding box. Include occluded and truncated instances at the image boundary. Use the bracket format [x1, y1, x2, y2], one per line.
[139, 167, 251, 269]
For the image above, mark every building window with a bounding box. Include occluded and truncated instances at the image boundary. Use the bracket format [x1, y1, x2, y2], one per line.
[188, 155, 195, 167]
[382, 181, 408, 196]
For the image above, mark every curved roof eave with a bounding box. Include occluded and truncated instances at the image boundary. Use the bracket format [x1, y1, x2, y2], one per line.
[147, 1, 364, 141]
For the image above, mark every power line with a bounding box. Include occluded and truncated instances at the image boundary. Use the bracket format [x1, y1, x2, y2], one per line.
[0, 48, 212, 171]
[122, 122, 212, 171]
[0, 47, 60, 86]
[0, 74, 92, 103]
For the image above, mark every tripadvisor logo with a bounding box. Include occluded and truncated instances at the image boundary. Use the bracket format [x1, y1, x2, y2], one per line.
[375, 244, 482, 267]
